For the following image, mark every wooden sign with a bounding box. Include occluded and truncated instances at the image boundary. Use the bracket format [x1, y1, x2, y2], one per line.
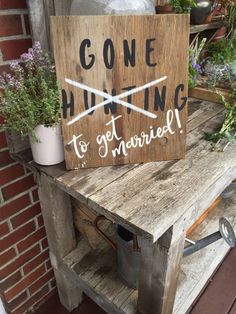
[51, 15, 189, 169]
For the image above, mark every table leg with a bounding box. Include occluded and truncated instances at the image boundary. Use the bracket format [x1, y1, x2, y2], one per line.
[137, 224, 186, 314]
[38, 174, 83, 311]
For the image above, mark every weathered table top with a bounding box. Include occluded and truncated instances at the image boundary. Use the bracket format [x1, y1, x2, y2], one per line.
[16, 99, 236, 242]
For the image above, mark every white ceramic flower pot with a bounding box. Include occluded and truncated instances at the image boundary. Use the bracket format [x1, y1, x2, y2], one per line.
[30, 123, 65, 166]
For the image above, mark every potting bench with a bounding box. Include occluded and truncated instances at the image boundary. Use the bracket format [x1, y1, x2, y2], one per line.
[12, 99, 236, 314]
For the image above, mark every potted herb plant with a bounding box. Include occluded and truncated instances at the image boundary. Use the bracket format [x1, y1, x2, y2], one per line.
[0, 42, 64, 166]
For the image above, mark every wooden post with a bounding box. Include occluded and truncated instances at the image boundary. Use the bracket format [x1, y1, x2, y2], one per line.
[27, 0, 55, 52]
[137, 222, 186, 314]
[37, 173, 83, 310]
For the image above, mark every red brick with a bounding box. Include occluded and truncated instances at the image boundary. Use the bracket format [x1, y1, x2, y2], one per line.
[17, 227, 46, 253]
[32, 189, 39, 202]
[0, 150, 14, 168]
[11, 203, 41, 229]
[0, 247, 16, 266]
[24, 14, 30, 35]
[0, 194, 31, 222]
[23, 250, 49, 275]
[37, 215, 44, 227]
[7, 291, 27, 311]
[0, 15, 22, 37]
[2, 174, 35, 200]
[4, 265, 45, 301]
[0, 221, 35, 254]
[0, 39, 32, 61]
[12, 284, 49, 314]
[41, 238, 48, 249]
[0, 164, 25, 186]
[29, 269, 54, 295]
[0, 131, 7, 149]
[0, 0, 27, 9]
[0, 271, 21, 292]
[0, 244, 39, 279]
[0, 222, 9, 238]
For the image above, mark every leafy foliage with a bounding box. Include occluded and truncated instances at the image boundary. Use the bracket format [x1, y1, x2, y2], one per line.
[225, 1, 236, 38]
[204, 89, 236, 147]
[169, 0, 197, 13]
[207, 36, 236, 65]
[0, 42, 60, 141]
[188, 37, 206, 89]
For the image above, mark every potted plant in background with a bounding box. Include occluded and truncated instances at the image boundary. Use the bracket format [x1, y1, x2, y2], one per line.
[156, 0, 197, 13]
[169, 0, 197, 13]
[156, 0, 175, 13]
[190, 0, 212, 25]
[0, 42, 65, 166]
[204, 31, 236, 88]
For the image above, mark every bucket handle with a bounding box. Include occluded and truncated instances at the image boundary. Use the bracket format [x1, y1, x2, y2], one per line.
[94, 215, 140, 251]
[94, 215, 117, 250]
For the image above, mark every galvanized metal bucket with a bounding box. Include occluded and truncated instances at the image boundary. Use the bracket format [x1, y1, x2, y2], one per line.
[95, 216, 141, 289]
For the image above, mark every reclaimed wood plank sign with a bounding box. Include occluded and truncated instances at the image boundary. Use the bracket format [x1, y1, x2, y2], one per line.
[51, 15, 189, 169]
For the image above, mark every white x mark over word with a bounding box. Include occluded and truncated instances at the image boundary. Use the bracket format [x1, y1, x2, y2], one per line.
[65, 75, 167, 126]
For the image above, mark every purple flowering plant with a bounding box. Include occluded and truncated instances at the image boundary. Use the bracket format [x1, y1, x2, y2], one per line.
[0, 42, 60, 141]
[188, 37, 206, 89]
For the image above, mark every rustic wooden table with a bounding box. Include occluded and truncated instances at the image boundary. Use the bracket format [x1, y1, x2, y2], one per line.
[13, 99, 236, 314]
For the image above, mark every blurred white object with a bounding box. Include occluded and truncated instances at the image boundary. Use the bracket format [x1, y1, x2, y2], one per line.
[70, 0, 155, 15]
[0, 299, 6, 314]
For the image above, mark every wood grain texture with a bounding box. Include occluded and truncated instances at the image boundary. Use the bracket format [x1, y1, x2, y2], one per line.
[37, 173, 82, 310]
[186, 196, 221, 236]
[60, 195, 236, 314]
[190, 21, 223, 34]
[54, 101, 226, 240]
[54, 268, 83, 311]
[72, 199, 113, 249]
[86, 112, 231, 241]
[62, 237, 136, 314]
[137, 228, 186, 314]
[189, 86, 230, 104]
[51, 15, 189, 169]
[38, 173, 77, 259]
[89, 138, 236, 242]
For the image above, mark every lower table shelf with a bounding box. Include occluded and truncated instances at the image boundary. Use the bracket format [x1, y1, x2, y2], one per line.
[62, 194, 236, 314]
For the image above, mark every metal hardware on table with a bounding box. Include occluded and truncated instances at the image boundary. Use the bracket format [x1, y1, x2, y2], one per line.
[184, 217, 236, 257]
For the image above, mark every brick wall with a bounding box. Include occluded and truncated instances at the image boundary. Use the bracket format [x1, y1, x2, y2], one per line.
[0, 1, 56, 313]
